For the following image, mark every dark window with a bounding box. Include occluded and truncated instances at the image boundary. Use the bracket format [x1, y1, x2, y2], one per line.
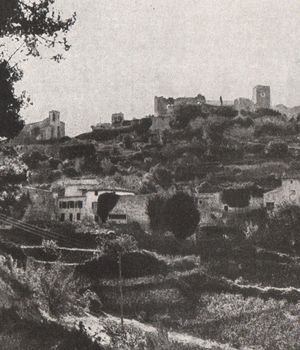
[59, 201, 63, 208]
[266, 202, 275, 210]
[60, 213, 65, 222]
[77, 213, 81, 221]
[62, 202, 67, 209]
[95, 191, 98, 196]
[291, 180, 293, 184]
[69, 213, 73, 222]
[108, 214, 127, 220]
[68, 201, 74, 209]
[77, 201, 83, 209]
[224, 205, 229, 212]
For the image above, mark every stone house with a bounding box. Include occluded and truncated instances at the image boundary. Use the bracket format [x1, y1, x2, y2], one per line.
[13, 111, 65, 144]
[264, 175, 300, 210]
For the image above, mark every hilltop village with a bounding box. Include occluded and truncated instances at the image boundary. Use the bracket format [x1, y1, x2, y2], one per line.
[5, 84, 300, 230]
[3, 84, 300, 349]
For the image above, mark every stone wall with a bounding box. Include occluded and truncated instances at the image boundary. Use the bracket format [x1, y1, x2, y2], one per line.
[109, 194, 149, 229]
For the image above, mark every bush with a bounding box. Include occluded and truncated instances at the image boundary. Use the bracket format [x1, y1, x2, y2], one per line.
[59, 143, 96, 160]
[21, 151, 47, 169]
[162, 192, 200, 240]
[171, 105, 207, 129]
[77, 250, 167, 279]
[63, 166, 78, 177]
[265, 141, 288, 158]
[151, 165, 173, 189]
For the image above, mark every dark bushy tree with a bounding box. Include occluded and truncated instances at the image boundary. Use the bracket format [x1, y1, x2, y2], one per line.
[162, 192, 200, 239]
[146, 194, 166, 231]
[0, 62, 25, 138]
[135, 117, 152, 135]
[97, 192, 120, 223]
[151, 165, 173, 189]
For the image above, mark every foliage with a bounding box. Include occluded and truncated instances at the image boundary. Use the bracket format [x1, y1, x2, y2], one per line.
[254, 108, 282, 117]
[97, 192, 120, 223]
[146, 194, 167, 232]
[29, 263, 80, 316]
[0, 0, 76, 139]
[151, 165, 173, 189]
[210, 105, 238, 118]
[265, 140, 288, 158]
[102, 233, 138, 259]
[134, 117, 152, 135]
[41, 239, 60, 260]
[0, 0, 76, 59]
[171, 105, 207, 129]
[59, 143, 96, 160]
[123, 134, 133, 149]
[63, 166, 78, 177]
[162, 192, 200, 239]
[0, 62, 25, 138]
[254, 122, 298, 137]
[101, 158, 116, 176]
[21, 150, 47, 169]
[259, 205, 300, 253]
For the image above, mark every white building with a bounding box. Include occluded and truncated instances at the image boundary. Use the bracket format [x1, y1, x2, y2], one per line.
[264, 176, 300, 210]
[55, 179, 135, 223]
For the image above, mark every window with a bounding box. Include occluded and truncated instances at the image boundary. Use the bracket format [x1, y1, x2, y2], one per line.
[77, 213, 81, 221]
[291, 180, 293, 184]
[224, 205, 229, 212]
[77, 201, 83, 209]
[95, 191, 98, 196]
[62, 202, 67, 209]
[69, 213, 73, 222]
[108, 214, 127, 220]
[92, 202, 98, 210]
[60, 213, 65, 222]
[59, 201, 63, 209]
[68, 201, 74, 209]
[266, 202, 275, 210]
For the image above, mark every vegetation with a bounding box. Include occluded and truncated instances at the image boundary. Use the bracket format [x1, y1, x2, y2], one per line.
[163, 192, 200, 239]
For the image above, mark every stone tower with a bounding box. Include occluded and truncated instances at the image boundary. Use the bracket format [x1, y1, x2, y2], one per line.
[252, 85, 271, 109]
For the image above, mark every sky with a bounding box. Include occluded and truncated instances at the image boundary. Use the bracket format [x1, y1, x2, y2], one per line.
[13, 0, 300, 136]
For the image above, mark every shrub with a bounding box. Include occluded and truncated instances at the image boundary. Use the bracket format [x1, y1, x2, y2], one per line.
[134, 117, 152, 135]
[21, 151, 47, 169]
[171, 105, 207, 129]
[123, 134, 133, 149]
[63, 166, 78, 177]
[265, 141, 288, 158]
[162, 192, 200, 240]
[151, 165, 173, 189]
[59, 143, 95, 160]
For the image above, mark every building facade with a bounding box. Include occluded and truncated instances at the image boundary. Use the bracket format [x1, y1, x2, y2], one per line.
[264, 177, 300, 210]
[252, 85, 271, 109]
[13, 111, 65, 144]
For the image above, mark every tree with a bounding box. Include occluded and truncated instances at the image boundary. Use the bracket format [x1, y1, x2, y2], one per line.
[146, 194, 167, 232]
[0, 0, 76, 139]
[102, 233, 137, 329]
[97, 192, 120, 223]
[151, 165, 173, 189]
[162, 192, 200, 239]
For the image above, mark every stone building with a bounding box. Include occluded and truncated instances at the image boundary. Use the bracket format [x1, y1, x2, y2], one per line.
[111, 112, 124, 127]
[234, 98, 255, 112]
[264, 175, 300, 210]
[13, 111, 65, 144]
[55, 179, 135, 223]
[154, 94, 206, 117]
[252, 85, 271, 109]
